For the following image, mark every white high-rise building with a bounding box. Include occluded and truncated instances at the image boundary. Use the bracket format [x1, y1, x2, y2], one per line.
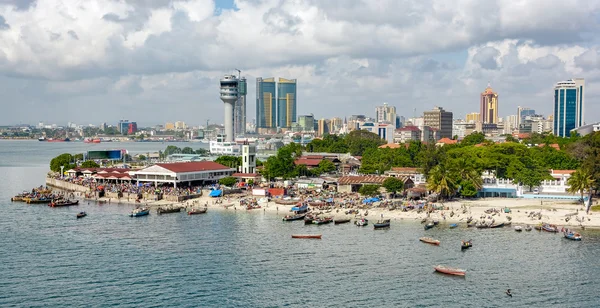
[220, 75, 241, 142]
[375, 103, 397, 126]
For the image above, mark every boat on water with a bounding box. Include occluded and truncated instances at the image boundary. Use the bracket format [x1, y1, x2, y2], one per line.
[419, 237, 440, 245]
[26, 197, 54, 204]
[84, 138, 102, 143]
[534, 223, 542, 231]
[373, 219, 391, 229]
[291, 203, 309, 213]
[130, 207, 150, 217]
[157, 206, 182, 214]
[38, 137, 47, 141]
[563, 231, 582, 241]
[282, 213, 306, 221]
[525, 225, 533, 231]
[47, 138, 70, 142]
[291, 234, 322, 239]
[514, 225, 523, 232]
[188, 208, 207, 215]
[313, 217, 333, 225]
[334, 218, 352, 225]
[304, 216, 315, 225]
[434, 265, 466, 276]
[246, 205, 262, 210]
[355, 218, 368, 227]
[76, 212, 87, 218]
[49, 200, 79, 207]
[424, 222, 435, 230]
[489, 222, 505, 228]
[461, 240, 473, 250]
[542, 223, 559, 233]
[449, 223, 458, 228]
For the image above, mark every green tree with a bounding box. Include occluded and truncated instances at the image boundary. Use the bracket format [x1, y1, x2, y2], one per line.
[215, 156, 242, 168]
[567, 169, 595, 203]
[138, 154, 147, 161]
[315, 159, 336, 174]
[50, 153, 76, 172]
[81, 160, 100, 168]
[427, 163, 457, 200]
[195, 148, 209, 155]
[382, 177, 404, 197]
[181, 147, 194, 154]
[218, 176, 238, 187]
[462, 132, 486, 146]
[345, 130, 386, 156]
[458, 180, 478, 198]
[247, 179, 255, 186]
[358, 184, 381, 196]
[262, 143, 303, 180]
[73, 153, 84, 161]
[164, 145, 181, 156]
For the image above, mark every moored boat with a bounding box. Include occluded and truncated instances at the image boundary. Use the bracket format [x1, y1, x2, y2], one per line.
[563, 231, 582, 241]
[541, 223, 558, 233]
[461, 240, 472, 250]
[27, 198, 53, 204]
[130, 207, 150, 217]
[157, 206, 182, 214]
[291, 234, 322, 239]
[489, 222, 505, 228]
[76, 212, 87, 218]
[49, 200, 79, 207]
[419, 237, 440, 245]
[449, 223, 458, 228]
[525, 225, 533, 231]
[334, 218, 351, 225]
[188, 208, 207, 215]
[304, 216, 315, 225]
[355, 217, 368, 227]
[424, 222, 435, 230]
[246, 205, 262, 210]
[373, 219, 391, 229]
[434, 265, 466, 276]
[282, 213, 306, 221]
[313, 217, 333, 225]
[514, 225, 523, 232]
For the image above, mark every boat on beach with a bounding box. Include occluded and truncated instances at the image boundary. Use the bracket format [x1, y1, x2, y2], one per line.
[76, 212, 87, 218]
[434, 265, 466, 276]
[49, 200, 79, 207]
[130, 207, 150, 217]
[373, 219, 391, 229]
[313, 217, 333, 225]
[525, 225, 533, 231]
[489, 222, 505, 228]
[355, 217, 368, 227]
[291, 234, 322, 239]
[26, 197, 54, 204]
[563, 231, 582, 241]
[246, 204, 262, 210]
[461, 240, 472, 250]
[157, 206, 182, 214]
[304, 215, 315, 225]
[419, 237, 440, 245]
[542, 224, 559, 233]
[275, 199, 297, 205]
[514, 225, 523, 232]
[449, 223, 458, 228]
[282, 213, 306, 221]
[334, 218, 351, 224]
[188, 208, 207, 215]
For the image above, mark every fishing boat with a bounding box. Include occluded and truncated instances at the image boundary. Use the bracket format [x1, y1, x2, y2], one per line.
[188, 208, 207, 215]
[222, 203, 234, 208]
[157, 206, 182, 214]
[461, 240, 472, 250]
[130, 207, 150, 217]
[534, 223, 542, 231]
[489, 222, 505, 228]
[275, 199, 297, 205]
[355, 218, 368, 227]
[542, 224, 558, 233]
[334, 218, 351, 225]
[449, 223, 458, 228]
[373, 219, 391, 229]
[313, 217, 333, 225]
[246, 204, 262, 210]
[304, 216, 315, 225]
[514, 225, 523, 232]
[282, 213, 306, 221]
[433, 220, 439, 225]
[291, 234, 322, 239]
[27, 197, 53, 204]
[76, 212, 87, 218]
[419, 237, 440, 245]
[424, 222, 435, 230]
[563, 231, 582, 241]
[525, 225, 533, 231]
[434, 265, 466, 276]
[291, 203, 309, 213]
[49, 200, 79, 207]
[38, 136, 47, 141]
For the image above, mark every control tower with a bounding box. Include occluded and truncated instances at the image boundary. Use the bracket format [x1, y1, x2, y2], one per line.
[220, 75, 239, 142]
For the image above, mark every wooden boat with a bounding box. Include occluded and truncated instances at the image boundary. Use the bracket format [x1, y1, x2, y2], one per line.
[534, 224, 542, 231]
[188, 208, 207, 215]
[373, 219, 391, 229]
[49, 200, 79, 207]
[27, 198, 53, 204]
[313, 217, 333, 225]
[419, 237, 440, 245]
[157, 207, 182, 214]
[130, 207, 150, 217]
[291, 234, 322, 239]
[563, 231, 582, 241]
[434, 265, 466, 276]
[489, 222, 504, 228]
[424, 222, 435, 230]
[282, 213, 306, 221]
[304, 215, 315, 225]
[334, 218, 351, 225]
[76, 212, 87, 219]
[275, 199, 297, 205]
[355, 218, 368, 227]
[449, 223, 458, 228]
[514, 225, 523, 232]
[461, 240, 472, 250]
[504, 222, 512, 227]
[222, 203, 234, 208]
[542, 224, 558, 233]
[525, 225, 532, 232]
[246, 205, 262, 210]
[433, 220, 439, 225]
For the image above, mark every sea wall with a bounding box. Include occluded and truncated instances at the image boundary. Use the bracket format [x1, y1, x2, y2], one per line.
[45, 178, 90, 193]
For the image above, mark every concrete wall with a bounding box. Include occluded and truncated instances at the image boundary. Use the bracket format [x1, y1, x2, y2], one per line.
[45, 178, 90, 193]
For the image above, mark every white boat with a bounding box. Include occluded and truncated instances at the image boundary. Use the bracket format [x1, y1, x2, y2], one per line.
[514, 225, 523, 232]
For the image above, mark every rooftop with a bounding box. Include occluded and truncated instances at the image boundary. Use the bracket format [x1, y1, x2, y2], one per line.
[154, 161, 231, 173]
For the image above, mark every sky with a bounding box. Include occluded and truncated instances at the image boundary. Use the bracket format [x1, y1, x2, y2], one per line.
[1, 0, 600, 127]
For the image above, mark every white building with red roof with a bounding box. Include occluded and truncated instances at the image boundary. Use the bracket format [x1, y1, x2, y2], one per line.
[131, 162, 235, 187]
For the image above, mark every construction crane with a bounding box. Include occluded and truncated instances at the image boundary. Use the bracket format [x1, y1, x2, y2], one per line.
[235, 68, 241, 79]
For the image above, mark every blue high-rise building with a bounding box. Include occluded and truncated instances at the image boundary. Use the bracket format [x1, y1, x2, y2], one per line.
[256, 77, 276, 132]
[554, 78, 585, 137]
[277, 78, 297, 129]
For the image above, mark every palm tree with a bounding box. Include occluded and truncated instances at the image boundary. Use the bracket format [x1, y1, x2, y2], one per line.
[454, 156, 483, 190]
[567, 168, 595, 204]
[427, 164, 457, 201]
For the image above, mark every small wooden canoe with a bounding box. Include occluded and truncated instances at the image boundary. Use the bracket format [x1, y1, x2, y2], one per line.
[434, 265, 466, 276]
[291, 234, 322, 239]
[419, 237, 440, 245]
[188, 208, 207, 215]
[334, 218, 351, 225]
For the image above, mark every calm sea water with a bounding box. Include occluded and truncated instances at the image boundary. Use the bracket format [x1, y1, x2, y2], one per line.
[1, 140, 599, 307]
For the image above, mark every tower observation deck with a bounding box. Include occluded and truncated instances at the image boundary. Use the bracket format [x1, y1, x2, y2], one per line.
[220, 75, 239, 142]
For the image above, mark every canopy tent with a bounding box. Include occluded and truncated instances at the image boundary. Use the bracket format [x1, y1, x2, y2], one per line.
[362, 197, 380, 204]
[209, 190, 223, 197]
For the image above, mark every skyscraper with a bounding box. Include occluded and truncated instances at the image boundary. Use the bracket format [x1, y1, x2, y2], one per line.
[554, 78, 585, 137]
[256, 77, 276, 133]
[423, 107, 453, 139]
[517, 106, 536, 126]
[466, 112, 480, 123]
[317, 118, 331, 137]
[298, 114, 315, 132]
[480, 83, 498, 124]
[375, 103, 397, 126]
[234, 77, 247, 136]
[277, 78, 297, 129]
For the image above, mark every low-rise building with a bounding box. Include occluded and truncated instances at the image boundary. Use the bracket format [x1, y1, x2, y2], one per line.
[131, 161, 235, 187]
[394, 126, 421, 143]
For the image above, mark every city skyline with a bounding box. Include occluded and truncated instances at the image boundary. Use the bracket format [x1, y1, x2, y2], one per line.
[1, 1, 600, 125]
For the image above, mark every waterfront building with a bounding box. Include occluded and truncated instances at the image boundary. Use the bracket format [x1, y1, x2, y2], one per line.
[256, 77, 277, 134]
[554, 78, 585, 137]
[276, 78, 297, 129]
[131, 161, 235, 188]
[220, 74, 241, 142]
[118, 120, 136, 135]
[480, 83, 499, 124]
[375, 103, 397, 125]
[423, 107, 453, 139]
[466, 112, 480, 123]
[298, 114, 315, 132]
[209, 134, 241, 155]
[175, 121, 186, 130]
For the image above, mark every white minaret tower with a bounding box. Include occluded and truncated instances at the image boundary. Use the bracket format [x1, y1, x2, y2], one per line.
[220, 75, 239, 142]
[241, 140, 256, 174]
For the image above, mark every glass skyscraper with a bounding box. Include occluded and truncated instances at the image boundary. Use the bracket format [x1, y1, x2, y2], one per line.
[277, 78, 297, 128]
[554, 78, 585, 137]
[256, 77, 276, 130]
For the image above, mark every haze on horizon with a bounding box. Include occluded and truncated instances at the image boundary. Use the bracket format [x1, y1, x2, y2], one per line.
[1, 0, 599, 127]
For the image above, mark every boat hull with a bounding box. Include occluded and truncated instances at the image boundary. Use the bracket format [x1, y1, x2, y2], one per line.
[283, 214, 305, 221]
[334, 219, 351, 224]
[434, 266, 466, 276]
[419, 237, 440, 245]
[564, 233, 582, 241]
[291, 234, 322, 239]
[188, 209, 207, 215]
[130, 210, 150, 217]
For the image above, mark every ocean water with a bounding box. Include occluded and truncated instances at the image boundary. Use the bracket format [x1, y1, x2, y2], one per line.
[1, 140, 599, 307]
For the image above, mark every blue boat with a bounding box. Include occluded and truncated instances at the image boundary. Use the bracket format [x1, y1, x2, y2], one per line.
[564, 232, 582, 241]
[291, 203, 308, 213]
[449, 224, 458, 228]
[130, 207, 150, 217]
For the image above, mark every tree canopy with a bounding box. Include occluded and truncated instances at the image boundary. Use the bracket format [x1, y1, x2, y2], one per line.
[81, 160, 100, 168]
[218, 176, 238, 187]
[50, 153, 76, 172]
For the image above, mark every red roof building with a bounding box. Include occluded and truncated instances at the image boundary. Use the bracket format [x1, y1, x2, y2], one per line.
[131, 162, 235, 187]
